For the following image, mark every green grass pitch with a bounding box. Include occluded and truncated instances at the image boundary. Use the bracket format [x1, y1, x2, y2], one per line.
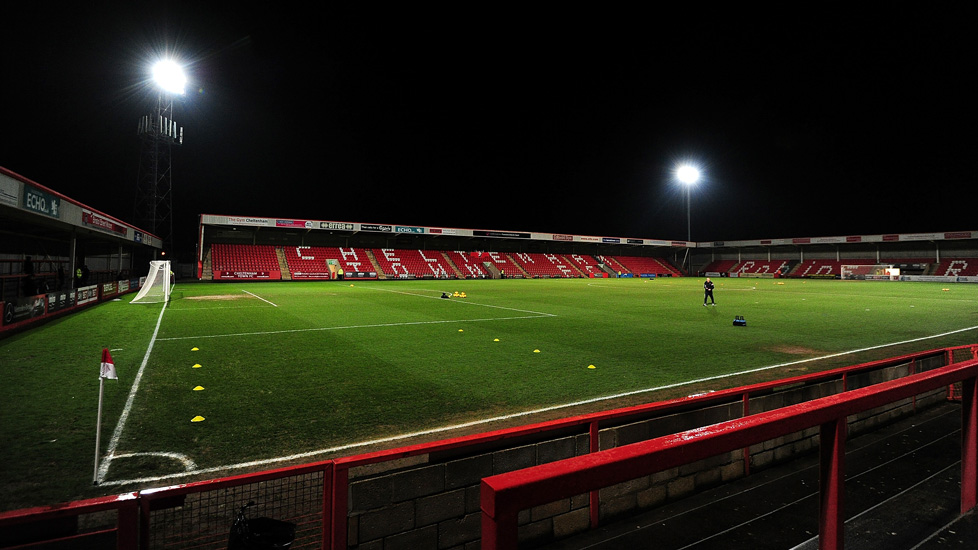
[1, 277, 977, 509]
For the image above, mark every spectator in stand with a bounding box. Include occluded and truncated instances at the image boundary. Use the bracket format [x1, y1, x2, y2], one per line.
[703, 277, 716, 306]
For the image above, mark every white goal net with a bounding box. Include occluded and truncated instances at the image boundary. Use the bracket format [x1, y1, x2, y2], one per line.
[840, 264, 901, 281]
[130, 260, 173, 303]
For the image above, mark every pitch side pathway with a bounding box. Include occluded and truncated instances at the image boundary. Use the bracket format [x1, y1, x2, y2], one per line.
[542, 400, 977, 550]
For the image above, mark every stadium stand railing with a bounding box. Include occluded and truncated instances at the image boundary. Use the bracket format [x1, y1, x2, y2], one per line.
[3, 345, 976, 550]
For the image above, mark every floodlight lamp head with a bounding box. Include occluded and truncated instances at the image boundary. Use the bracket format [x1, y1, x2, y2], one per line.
[152, 60, 187, 95]
[676, 164, 701, 185]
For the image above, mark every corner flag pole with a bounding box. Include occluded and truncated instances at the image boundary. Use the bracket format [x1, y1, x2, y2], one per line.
[94, 348, 118, 485]
[94, 375, 105, 484]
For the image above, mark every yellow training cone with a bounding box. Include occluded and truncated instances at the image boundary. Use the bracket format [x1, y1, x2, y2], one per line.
[533, 349, 541, 353]
[493, 338, 500, 342]
[459, 329, 464, 332]
[191, 416, 205, 422]
[191, 347, 199, 351]
[193, 386, 205, 391]
[588, 365, 596, 369]
[192, 364, 202, 369]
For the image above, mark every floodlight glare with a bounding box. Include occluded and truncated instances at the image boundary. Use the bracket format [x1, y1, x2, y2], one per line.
[676, 164, 701, 185]
[152, 60, 187, 95]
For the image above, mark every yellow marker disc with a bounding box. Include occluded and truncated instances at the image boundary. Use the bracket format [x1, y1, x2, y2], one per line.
[459, 329, 464, 332]
[193, 386, 205, 391]
[191, 347, 199, 351]
[191, 416, 205, 422]
[493, 338, 500, 342]
[533, 349, 541, 353]
[588, 365, 596, 369]
[192, 364, 202, 369]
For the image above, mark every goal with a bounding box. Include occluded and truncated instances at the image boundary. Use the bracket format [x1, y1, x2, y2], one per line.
[130, 260, 173, 303]
[840, 264, 901, 281]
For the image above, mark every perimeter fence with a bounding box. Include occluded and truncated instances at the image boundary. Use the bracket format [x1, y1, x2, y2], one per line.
[1, 345, 976, 550]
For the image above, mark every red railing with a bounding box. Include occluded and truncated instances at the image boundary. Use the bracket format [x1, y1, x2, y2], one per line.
[0, 492, 138, 549]
[1, 345, 975, 550]
[479, 356, 978, 550]
[137, 461, 332, 550]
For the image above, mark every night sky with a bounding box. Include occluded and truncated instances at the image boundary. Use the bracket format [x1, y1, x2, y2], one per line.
[3, 5, 975, 257]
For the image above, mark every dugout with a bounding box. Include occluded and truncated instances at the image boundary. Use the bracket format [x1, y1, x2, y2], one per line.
[0, 167, 163, 332]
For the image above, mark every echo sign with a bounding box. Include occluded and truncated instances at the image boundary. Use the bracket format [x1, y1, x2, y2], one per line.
[24, 186, 60, 218]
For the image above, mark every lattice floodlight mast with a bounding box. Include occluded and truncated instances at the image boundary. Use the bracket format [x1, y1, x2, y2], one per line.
[134, 61, 185, 257]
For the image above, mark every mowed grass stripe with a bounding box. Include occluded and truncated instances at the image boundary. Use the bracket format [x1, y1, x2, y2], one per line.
[2, 277, 977, 508]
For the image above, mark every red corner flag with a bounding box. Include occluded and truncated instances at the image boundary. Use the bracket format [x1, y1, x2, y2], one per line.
[100, 348, 118, 380]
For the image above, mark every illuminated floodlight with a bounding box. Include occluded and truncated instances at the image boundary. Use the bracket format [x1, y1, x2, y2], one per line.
[675, 164, 701, 185]
[152, 60, 187, 95]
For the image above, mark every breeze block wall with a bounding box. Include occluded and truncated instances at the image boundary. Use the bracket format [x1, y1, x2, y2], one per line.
[343, 354, 950, 549]
[346, 432, 591, 549]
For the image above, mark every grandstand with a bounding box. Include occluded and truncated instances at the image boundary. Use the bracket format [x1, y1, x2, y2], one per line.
[510, 252, 582, 278]
[445, 250, 487, 278]
[5, 174, 978, 549]
[371, 248, 454, 279]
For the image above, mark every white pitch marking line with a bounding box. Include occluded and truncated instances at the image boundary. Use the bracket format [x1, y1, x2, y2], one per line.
[100, 324, 978, 487]
[359, 285, 557, 317]
[242, 289, 278, 307]
[109, 452, 198, 472]
[96, 302, 168, 483]
[156, 315, 549, 341]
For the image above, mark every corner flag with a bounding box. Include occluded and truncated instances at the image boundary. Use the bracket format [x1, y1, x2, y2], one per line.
[94, 347, 118, 484]
[100, 348, 117, 380]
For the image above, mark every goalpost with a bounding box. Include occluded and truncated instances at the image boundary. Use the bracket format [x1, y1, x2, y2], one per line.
[130, 260, 173, 303]
[840, 264, 901, 281]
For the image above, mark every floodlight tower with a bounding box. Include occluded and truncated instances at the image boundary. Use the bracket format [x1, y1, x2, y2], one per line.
[675, 163, 701, 273]
[134, 60, 185, 257]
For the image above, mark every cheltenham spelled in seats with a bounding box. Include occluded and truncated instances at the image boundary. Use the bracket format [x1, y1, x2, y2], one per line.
[510, 252, 580, 278]
[371, 249, 453, 279]
[282, 246, 371, 279]
[445, 251, 486, 278]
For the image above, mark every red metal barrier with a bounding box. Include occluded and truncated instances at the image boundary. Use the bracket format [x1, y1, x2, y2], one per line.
[138, 460, 332, 550]
[2, 346, 976, 549]
[479, 357, 978, 550]
[0, 492, 139, 549]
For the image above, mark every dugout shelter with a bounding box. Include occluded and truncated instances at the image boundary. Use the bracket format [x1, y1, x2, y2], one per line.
[0, 167, 163, 333]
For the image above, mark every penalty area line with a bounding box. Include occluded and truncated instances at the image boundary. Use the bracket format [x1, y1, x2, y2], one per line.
[242, 289, 278, 307]
[99, 323, 978, 487]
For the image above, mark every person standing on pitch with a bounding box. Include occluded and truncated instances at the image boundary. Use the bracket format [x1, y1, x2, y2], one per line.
[703, 277, 715, 306]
